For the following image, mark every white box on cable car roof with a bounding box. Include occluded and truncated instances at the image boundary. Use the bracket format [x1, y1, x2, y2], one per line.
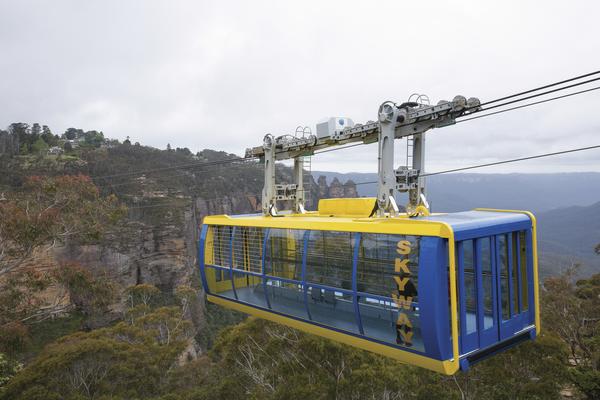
[316, 117, 354, 140]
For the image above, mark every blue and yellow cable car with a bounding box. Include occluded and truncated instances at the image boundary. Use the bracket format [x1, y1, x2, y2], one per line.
[200, 96, 540, 373]
[198, 198, 540, 375]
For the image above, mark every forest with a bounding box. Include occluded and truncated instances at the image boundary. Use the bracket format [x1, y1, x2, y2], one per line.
[0, 125, 598, 400]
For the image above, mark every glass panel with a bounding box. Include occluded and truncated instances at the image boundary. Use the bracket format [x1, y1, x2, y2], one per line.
[511, 232, 520, 314]
[498, 234, 510, 321]
[358, 295, 424, 352]
[206, 266, 235, 298]
[357, 234, 422, 352]
[265, 229, 304, 280]
[519, 231, 529, 312]
[357, 234, 420, 297]
[214, 226, 263, 274]
[209, 226, 232, 285]
[215, 268, 224, 282]
[307, 286, 358, 333]
[231, 229, 246, 279]
[306, 231, 354, 288]
[212, 226, 232, 267]
[266, 278, 307, 320]
[244, 227, 264, 274]
[227, 271, 268, 309]
[462, 240, 477, 334]
[480, 237, 494, 329]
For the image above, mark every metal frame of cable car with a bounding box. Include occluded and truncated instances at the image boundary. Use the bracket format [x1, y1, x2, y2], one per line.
[199, 94, 540, 375]
[246, 95, 481, 217]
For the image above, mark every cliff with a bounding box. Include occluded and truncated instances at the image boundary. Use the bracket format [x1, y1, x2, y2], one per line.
[1, 146, 359, 355]
[0, 145, 357, 353]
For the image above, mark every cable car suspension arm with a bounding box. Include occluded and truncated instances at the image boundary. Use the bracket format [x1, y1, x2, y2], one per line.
[250, 95, 481, 216]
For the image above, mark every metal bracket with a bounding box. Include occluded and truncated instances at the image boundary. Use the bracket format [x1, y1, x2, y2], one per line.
[376, 101, 436, 217]
[275, 183, 297, 200]
[407, 132, 427, 216]
[376, 102, 406, 217]
[261, 134, 277, 215]
[406, 193, 431, 217]
[261, 134, 309, 216]
[395, 167, 419, 192]
[293, 157, 306, 213]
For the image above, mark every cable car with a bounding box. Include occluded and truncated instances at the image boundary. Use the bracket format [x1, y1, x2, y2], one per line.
[198, 96, 539, 374]
[198, 198, 539, 374]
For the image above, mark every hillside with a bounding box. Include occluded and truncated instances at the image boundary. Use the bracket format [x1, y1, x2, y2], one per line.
[537, 201, 600, 277]
[1, 136, 599, 399]
[2, 139, 598, 286]
[0, 142, 338, 327]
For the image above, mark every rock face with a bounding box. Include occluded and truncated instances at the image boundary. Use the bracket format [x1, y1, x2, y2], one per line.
[328, 178, 344, 198]
[4, 145, 363, 360]
[343, 179, 359, 198]
[51, 193, 262, 352]
[40, 174, 356, 354]
[315, 175, 359, 199]
[317, 175, 328, 199]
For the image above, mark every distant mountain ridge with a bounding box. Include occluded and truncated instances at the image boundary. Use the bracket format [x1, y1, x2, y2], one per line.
[312, 171, 600, 213]
[313, 171, 600, 277]
[536, 201, 600, 277]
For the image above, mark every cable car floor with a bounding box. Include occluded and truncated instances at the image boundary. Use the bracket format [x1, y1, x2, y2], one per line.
[219, 282, 494, 355]
[219, 283, 428, 350]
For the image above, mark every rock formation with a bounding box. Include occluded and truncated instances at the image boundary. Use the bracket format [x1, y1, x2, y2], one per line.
[343, 179, 358, 197]
[315, 175, 359, 199]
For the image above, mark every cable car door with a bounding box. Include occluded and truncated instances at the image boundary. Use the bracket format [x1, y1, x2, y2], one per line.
[458, 237, 497, 353]
[459, 232, 532, 354]
[495, 232, 531, 341]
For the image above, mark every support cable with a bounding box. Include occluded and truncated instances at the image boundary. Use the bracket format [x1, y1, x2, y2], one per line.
[475, 76, 600, 113]
[457, 85, 600, 124]
[479, 69, 600, 107]
[422, 144, 600, 177]
[352, 144, 600, 186]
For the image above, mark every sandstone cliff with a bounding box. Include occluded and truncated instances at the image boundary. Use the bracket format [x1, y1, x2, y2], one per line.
[5, 147, 361, 356]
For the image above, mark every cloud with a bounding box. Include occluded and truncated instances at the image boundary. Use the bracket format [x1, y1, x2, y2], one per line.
[1, 0, 599, 172]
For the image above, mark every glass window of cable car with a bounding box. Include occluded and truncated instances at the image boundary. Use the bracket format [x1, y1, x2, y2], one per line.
[357, 233, 423, 351]
[305, 230, 358, 333]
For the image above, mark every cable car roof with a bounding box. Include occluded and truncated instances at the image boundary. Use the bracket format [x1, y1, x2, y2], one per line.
[419, 209, 534, 240]
[203, 199, 533, 240]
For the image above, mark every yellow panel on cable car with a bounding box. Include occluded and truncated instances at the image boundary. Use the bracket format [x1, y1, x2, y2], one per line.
[198, 201, 540, 375]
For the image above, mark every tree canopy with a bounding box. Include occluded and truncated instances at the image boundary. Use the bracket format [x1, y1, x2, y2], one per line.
[0, 175, 125, 366]
[1, 284, 195, 400]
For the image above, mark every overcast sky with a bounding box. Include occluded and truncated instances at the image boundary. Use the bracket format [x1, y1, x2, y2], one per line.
[1, 1, 599, 174]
